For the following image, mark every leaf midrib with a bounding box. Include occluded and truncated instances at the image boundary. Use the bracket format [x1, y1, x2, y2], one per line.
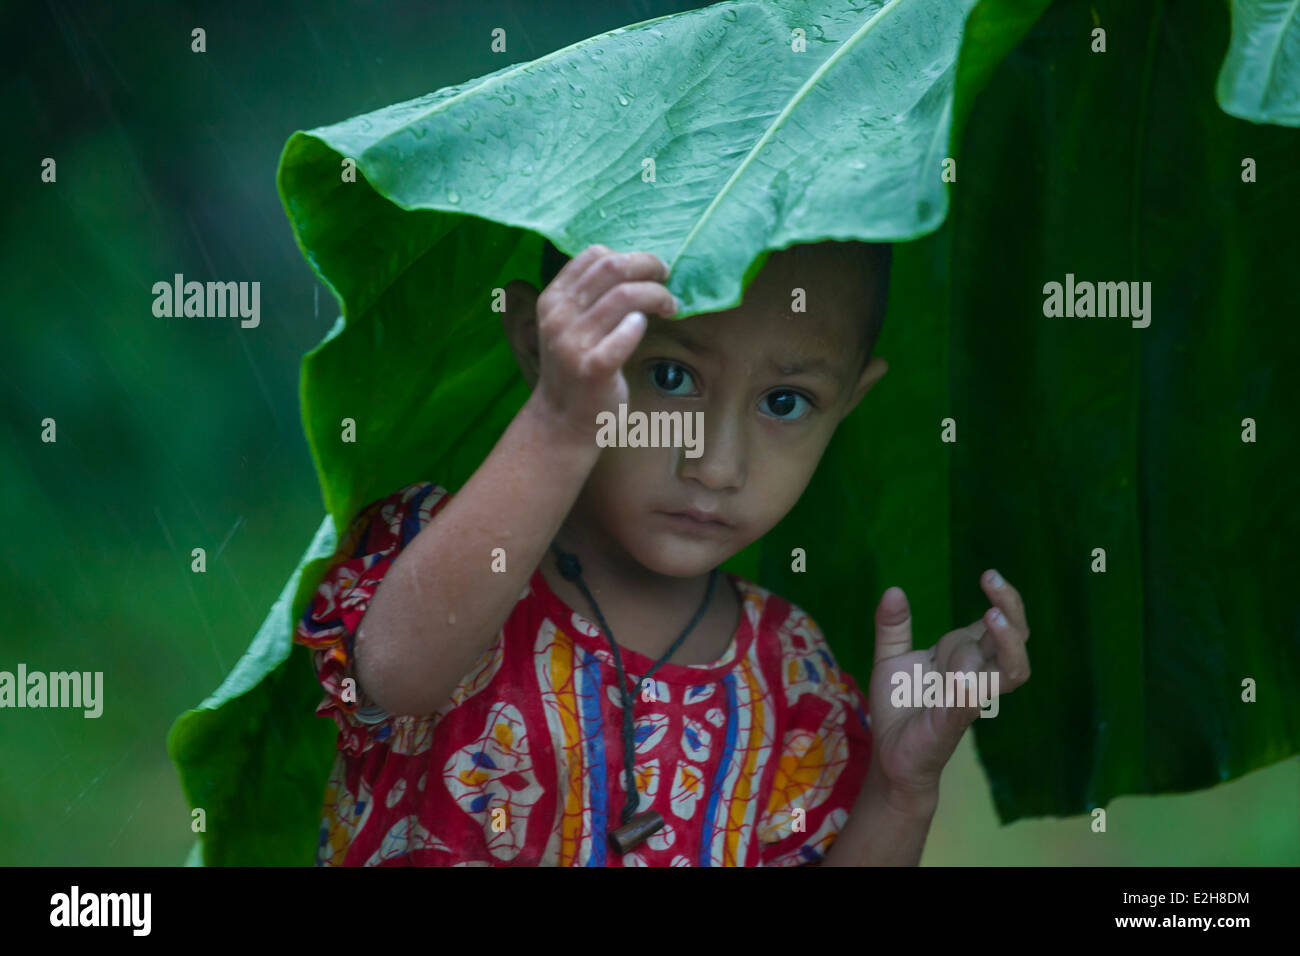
[670, 0, 908, 269]
[344, 0, 925, 275]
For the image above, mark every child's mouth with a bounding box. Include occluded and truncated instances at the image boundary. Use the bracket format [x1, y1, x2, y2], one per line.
[658, 510, 731, 533]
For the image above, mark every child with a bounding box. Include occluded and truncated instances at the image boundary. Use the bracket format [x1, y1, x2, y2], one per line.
[293, 239, 1032, 866]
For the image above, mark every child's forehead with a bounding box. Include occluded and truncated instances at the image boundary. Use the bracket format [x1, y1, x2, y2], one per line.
[643, 305, 857, 380]
[656, 276, 857, 343]
[640, 244, 868, 374]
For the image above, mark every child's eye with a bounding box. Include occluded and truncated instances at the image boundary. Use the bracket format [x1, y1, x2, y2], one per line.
[650, 360, 697, 396]
[761, 389, 812, 421]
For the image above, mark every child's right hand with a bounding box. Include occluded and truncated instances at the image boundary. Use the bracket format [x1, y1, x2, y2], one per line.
[531, 244, 678, 438]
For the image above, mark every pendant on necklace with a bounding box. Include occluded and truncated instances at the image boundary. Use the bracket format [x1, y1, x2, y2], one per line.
[609, 810, 665, 854]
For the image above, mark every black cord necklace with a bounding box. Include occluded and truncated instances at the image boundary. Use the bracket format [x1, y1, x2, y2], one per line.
[549, 540, 718, 855]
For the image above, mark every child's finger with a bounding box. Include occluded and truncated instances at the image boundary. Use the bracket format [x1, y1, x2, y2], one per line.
[873, 586, 913, 665]
[984, 605, 1031, 688]
[931, 622, 985, 671]
[579, 310, 648, 380]
[935, 640, 985, 732]
[981, 569, 1029, 641]
[545, 244, 610, 297]
[568, 251, 672, 314]
[579, 281, 677, 347]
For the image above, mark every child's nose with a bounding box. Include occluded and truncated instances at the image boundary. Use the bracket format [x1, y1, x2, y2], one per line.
[676, 415, 745, 491]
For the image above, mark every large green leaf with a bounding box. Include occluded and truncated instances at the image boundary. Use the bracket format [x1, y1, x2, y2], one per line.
[1217, 0, 1300, 125]
[166, 516, 341, 864]
[945, 0, 1300, 820]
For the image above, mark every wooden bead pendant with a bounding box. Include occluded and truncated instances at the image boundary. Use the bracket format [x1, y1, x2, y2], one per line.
[609, 810, 665, 854]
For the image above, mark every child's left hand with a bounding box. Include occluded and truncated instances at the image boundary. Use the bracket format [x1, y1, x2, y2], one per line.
[865, 570, 1031, 804]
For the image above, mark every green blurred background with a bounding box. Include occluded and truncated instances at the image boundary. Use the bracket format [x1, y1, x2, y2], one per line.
[2, 0, 1294, 865]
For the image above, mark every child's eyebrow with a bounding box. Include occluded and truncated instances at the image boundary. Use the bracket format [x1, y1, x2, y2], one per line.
[646, 324, 718, 356]
[648, 326, 837, 379]
[770, 357, 834, 378]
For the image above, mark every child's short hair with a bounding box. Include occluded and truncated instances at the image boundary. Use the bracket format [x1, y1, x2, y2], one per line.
[539, 238, 890, 371]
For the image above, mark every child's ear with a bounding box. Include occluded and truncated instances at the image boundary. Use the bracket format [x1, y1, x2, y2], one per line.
[501, 279, 542, 387]
[843, 355, 888, 419]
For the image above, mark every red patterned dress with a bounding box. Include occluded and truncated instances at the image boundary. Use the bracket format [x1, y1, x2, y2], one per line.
[294, 481, 873, 866]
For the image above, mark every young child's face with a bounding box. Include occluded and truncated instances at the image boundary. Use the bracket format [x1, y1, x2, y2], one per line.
[563, 244, 888, 578]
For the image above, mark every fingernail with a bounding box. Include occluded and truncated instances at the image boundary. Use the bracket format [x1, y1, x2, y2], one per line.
[673, 295, 683, 313]
[990, 608, 1006, 627]
[989, 570, 1004, 588]
[658, 255, 672, 276]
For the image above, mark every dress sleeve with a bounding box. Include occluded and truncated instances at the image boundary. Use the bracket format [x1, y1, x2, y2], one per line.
[757, 613, 873, 866]
[293, 482, 452, 757]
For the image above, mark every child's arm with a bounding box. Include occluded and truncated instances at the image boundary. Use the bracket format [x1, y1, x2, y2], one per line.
[820, 761, 938, 866]
[355, 244, 677, 717]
